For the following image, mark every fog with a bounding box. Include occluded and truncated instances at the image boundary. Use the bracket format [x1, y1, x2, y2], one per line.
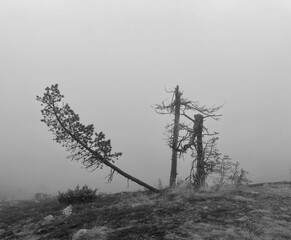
[0, 0, 290, 200]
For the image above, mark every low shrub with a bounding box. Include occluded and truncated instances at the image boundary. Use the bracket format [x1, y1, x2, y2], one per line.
[58, 185, 97, 204]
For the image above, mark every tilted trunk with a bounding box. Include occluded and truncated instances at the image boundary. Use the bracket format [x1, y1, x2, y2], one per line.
[53, 107, 160, 193]
[100, 159, 160, 193]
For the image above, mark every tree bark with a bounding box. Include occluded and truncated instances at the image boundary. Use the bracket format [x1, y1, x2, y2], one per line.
[169, 85, 181, 187]
[101, 159, 160, 193]
[195, 114, 205, 188]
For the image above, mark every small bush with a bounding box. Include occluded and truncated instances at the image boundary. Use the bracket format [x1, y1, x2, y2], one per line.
[58, 185, 97, 204]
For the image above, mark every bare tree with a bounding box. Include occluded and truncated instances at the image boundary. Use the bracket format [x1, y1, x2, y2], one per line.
[154, 85, 183, 187]
[212, 155, 233, 186]
[37, 84, 160, 193]
[154, 85, 223, 188]
[213, 157, 250, 188]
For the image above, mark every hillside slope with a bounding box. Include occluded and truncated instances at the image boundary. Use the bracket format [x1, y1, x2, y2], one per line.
[0, 183, 290, 239]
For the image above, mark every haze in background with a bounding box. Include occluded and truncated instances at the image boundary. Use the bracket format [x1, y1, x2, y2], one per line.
[0, 0, 290, 199]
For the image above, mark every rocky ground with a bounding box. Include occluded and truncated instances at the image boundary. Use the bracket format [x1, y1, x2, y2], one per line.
[0, 182, 291, 240]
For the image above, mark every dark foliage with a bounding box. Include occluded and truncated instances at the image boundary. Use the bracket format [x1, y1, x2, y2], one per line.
[36, 84, 122, 171]
[36, 84, 159, 193]
[58, 185, 97, 204]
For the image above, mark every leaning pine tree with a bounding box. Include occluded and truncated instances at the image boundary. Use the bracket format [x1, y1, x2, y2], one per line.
[37, 84, 159, 193]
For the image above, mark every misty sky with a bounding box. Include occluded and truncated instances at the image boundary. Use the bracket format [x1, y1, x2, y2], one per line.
[0, 0, 290, 198]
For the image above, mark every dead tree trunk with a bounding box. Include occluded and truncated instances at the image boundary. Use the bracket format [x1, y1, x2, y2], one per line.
[195, 114, 205, 188]
[154, 85, 223, 189]
[169, 85, 181, 187]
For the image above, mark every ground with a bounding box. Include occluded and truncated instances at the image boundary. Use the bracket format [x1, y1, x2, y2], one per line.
[0, 182, 290, 240]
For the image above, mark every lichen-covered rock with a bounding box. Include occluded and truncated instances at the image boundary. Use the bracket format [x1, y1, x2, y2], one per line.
[39, 215, 55, 226]
[72, 229, 89, 240]
[62, 204, 73, 216]
[72, 227, 110, 240]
